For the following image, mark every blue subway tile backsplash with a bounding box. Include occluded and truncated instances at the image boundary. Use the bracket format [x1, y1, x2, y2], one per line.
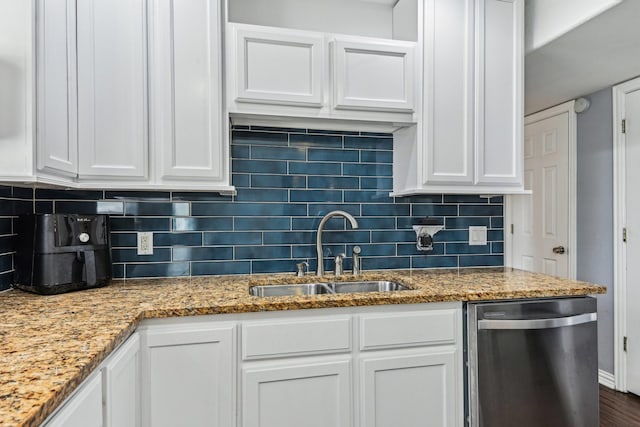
[0, 125, 504, 286]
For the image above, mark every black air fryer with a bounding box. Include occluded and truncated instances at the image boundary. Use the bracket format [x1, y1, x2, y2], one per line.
[14, 214, 112, 295]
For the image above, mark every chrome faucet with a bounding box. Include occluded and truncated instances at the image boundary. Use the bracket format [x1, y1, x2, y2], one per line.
[316, 210, 359, 276]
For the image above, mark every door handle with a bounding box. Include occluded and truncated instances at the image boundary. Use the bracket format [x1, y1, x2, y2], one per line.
[553, 246, 566, 254]
[478, 312, 597, 330]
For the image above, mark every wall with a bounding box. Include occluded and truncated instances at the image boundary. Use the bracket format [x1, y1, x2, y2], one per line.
[0, 126, 504, 290]
[0, 187, 32, 290]
[576, 87, 614, 374]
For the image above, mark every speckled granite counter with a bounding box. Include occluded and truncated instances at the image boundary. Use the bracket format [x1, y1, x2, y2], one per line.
[0, 268, 605, 427]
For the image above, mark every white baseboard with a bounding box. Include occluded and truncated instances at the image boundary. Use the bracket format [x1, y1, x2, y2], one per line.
[599, 369, 615, 389]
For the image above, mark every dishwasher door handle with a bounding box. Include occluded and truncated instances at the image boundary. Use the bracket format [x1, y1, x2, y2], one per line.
[478, 312, 597, 330]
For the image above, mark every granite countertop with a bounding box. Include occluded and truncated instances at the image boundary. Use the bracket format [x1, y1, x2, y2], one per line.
[0, 268, 606, 427]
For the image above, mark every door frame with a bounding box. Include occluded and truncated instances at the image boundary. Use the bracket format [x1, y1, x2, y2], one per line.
[505, 100, 577, 280]
[612, 77, 640, 392]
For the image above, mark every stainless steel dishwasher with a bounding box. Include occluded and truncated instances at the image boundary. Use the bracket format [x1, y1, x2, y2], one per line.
[467, 297, 598, 427]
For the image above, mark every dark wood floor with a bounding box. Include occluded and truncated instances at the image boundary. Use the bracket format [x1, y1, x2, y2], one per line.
[601, 385, 640, 426]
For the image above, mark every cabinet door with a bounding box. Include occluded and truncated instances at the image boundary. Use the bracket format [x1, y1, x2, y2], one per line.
[242, 358, 352, 427]
[44, 373, 103, 427]
[143, 324, 235, 427]
[423, 0, 474, 185]
[332, 38, 415, 113]
[36, 0, 77, 177]
[475, 0, 523, 186]
[77, 0, 148, 179]
[103, 333, 140, 427]
[232, 25, 324, 107]
[360, 350, 460, 427]
[149, 0, 227, 183]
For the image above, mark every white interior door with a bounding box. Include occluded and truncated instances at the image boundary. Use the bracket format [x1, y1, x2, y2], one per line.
[623, 87, 640, 395]
[510, 108, 570, 277]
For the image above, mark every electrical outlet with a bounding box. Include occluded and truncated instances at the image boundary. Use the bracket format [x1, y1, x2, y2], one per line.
[469, 226, 487, 246]
[137, 232, 154, 255]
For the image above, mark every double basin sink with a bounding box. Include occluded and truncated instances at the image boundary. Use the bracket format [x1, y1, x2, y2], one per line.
[249, 280, 409, 297]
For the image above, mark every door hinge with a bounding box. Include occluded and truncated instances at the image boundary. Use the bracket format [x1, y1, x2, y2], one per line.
[510, 224, 514, 234]
[623, 227, 628, 243]
[622, 119, 627, 134]
[624, 336, 628, 352]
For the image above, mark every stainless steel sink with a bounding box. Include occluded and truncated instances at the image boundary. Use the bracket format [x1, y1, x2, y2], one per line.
[249, 280, 409, 297]
[330, 281, 408, 293]
[248, 283, 333, 297]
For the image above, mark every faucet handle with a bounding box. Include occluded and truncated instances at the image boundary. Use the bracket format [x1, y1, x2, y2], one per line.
[296, 261, 309, 277]
[352, 246, 361, 277]
[334, 253, 346, 277]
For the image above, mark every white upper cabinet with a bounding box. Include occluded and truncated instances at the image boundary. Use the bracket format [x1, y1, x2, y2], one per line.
[393, 0, 524, 195]
[422, 0, 474, 186]
[36, 0, 78, 178]
[475, 0, 523, 186]
[226, 0, 419, 127]
[332, 37, 416, 113]
[149, 0, 230, 188]
[76, 0, 149, 179]
[0, 0, 233, 193]
[233, 25, 325, 107]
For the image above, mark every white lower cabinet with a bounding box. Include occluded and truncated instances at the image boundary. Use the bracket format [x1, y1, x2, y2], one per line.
[43, 332, 141, 427]
[242, 358, 352, 427]
[43, 372, 103, 427]
[360, 350, 459, 427]
[102, 332, 141, 427]
[46, 303, 462, 427]
[140, 322, 235, 427]
[237, 303, 462, 427]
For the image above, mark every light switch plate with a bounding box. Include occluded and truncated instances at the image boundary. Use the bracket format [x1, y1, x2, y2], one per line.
[469, 226, 487, 246]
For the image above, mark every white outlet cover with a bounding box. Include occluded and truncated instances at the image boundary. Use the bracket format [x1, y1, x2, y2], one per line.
[137, 232, 154, 255]
[468, 226, 487, 246]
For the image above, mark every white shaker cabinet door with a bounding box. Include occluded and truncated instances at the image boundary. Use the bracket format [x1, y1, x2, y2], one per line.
[36, 0, 78, 177]
[149, 0, 227, 183]
[475, 0, 523, 186]
[332, 38, 416, 113]
[76, 0, 148, 179]
[360, 350, 460, 427]
[44, 373, 103, 427]
[423, 0, 474, 186]
[103, 333, 140, 427]
[232, 25, 325, 107]
[142, 324, 235, 427]
[242, 358, 352, 427]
